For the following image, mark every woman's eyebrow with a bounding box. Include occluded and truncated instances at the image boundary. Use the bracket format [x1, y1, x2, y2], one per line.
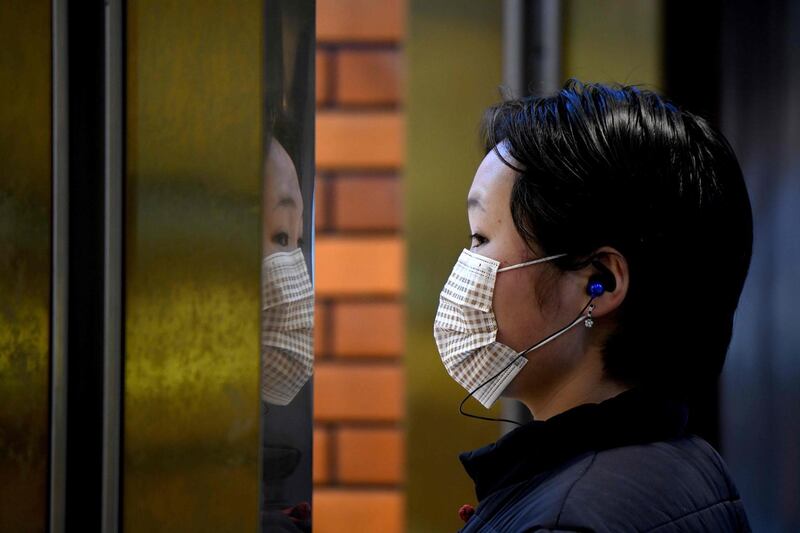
[273, 195, 298, 210]
[467, 196, 484, 211]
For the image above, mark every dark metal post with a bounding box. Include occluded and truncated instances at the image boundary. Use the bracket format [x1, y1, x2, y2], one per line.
[50, 0, 70, 530]
[102, 1, 124, 531]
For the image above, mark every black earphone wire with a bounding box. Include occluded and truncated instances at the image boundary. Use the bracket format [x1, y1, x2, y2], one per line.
[458, 297, 597, 426]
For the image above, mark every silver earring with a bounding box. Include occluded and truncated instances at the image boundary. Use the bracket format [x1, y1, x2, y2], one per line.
[584, 303, 595, 328]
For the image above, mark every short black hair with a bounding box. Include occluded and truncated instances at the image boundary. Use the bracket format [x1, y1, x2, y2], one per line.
[480, 79, 753, 394]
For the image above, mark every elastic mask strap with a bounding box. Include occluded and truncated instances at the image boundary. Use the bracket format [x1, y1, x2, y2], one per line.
[497, 252, 567, 273]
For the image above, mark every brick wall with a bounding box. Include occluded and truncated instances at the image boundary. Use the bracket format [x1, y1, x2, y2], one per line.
[313, 1, 407, 532]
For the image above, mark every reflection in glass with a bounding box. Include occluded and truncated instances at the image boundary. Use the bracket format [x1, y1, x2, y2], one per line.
[260, 138, 313, 532]
[259, 0, 315, 530]
[261, 139, 313, 407]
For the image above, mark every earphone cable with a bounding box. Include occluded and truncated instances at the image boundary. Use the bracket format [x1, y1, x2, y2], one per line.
[458, 297, 596, 426]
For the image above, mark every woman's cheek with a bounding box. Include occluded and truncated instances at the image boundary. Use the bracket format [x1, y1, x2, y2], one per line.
[494, 270, 536, 351]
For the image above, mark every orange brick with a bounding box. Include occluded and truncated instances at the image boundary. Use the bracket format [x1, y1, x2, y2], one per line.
[317, 0, 406, 43]
[314, 175, 329, 231]
[314, 236, 404, 297]
[316, 111, 405, 169]
[313, 427, 330, 484]
[332, 301, 404, 357]
[336, 428, 404, 484]
[316, 50, 330, 105]
[313, 490, 404, 533]
[314, 302, 328, 358]
[332, 176, 403, 230]
[314, 364, 403, 421]
[336, 50, 403, 105]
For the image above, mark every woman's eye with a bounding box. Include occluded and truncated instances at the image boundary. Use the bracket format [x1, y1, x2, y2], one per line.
[470, 233, 487, 248]
[297, 237, 304, 247]
[271, 232, 289, 247]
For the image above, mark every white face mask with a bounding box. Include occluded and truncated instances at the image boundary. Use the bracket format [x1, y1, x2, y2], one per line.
[433, 248, 574, 409]
[261, 247, 314, 406]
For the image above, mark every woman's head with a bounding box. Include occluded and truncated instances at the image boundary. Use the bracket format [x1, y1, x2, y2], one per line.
[473, 79, 753, 403]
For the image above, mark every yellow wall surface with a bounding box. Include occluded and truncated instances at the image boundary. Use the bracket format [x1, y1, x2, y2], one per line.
[563, 0, 663, 89]
[124, 1, 263, 530]
[0, 1, 51, 530]
[405, 1, 504, 531]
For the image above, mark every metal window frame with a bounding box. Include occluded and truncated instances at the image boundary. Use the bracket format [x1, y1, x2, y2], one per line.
[50, 1, 125, 530]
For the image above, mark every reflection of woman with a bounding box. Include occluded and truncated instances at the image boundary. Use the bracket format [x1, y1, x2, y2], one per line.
[435, 80, 753, 531]
[261, 138, 313, 407]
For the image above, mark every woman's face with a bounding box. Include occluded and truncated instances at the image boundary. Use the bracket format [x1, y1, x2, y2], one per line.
[263, 139, 304, 256]
[467, 144, 589, 401]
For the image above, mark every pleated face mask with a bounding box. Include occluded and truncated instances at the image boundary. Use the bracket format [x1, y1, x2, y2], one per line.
[261, 247, 314, 406]
[433, 248, 566, 408]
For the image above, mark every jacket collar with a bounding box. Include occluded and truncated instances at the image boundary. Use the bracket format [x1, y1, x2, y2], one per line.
[458, 386, 689, 502]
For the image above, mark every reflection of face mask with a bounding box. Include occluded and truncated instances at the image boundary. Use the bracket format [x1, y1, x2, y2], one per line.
[262, 247, 314, 406]
[433, 248, 566, 408]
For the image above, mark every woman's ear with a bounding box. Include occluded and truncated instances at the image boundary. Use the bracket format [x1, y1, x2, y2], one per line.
[585, 246, 629, 319]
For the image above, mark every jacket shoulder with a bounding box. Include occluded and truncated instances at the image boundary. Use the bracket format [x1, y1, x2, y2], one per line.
[554, 435, 749, 532]
[463, 435, 750, 533]
[461, 451, 598, 531]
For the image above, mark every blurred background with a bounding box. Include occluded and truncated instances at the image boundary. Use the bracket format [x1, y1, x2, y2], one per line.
[1, 0, 798, 531]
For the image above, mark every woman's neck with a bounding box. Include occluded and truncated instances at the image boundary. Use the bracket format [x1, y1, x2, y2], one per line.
[519, 351, 631, 421]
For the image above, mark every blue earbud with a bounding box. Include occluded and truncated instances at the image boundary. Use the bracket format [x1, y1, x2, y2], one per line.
[587, 280, 606, 298]
[586, 261, 617, 298]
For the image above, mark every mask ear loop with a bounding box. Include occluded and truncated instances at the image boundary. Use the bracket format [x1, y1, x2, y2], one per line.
[497, 252, 568, 272]
[458, 297, 597, 426]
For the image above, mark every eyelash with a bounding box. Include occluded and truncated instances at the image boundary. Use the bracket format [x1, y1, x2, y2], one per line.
[272, 232, 304, 248]
[470, 233, 487, 247]
[272, 232, 289, 247]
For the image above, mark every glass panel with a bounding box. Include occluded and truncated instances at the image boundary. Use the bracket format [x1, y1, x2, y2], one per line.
[124, 1, 315, 530]
[259, 1, 315, 531]
[124, 1, 263, 530]
[0, 0, 52, 530]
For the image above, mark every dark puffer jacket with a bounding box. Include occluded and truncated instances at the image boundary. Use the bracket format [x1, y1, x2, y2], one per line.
[457, 387, 751, 532]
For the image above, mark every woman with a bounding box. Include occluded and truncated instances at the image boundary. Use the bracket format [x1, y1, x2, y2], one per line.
[434, 80, 753, 532]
